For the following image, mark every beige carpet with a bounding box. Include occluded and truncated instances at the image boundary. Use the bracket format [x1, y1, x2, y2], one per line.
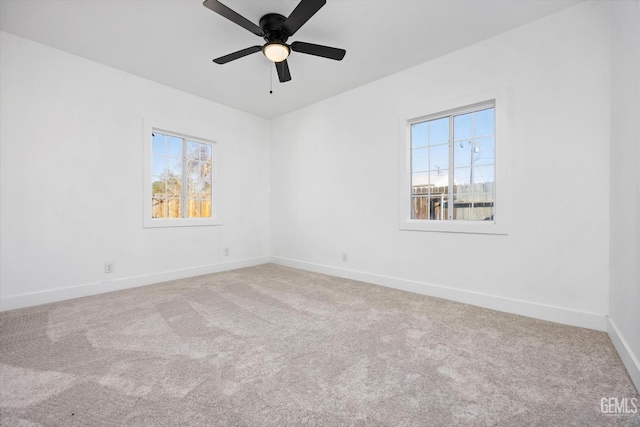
[1, 264, 638, 426]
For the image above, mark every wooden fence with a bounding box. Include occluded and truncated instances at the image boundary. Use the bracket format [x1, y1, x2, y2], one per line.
[152, 198, 212, 218]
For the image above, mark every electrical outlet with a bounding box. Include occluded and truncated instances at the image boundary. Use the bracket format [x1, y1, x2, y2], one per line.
[104, 262, 114, 274]
[342, 253, 348, 262]
[224, 248, 230, 256]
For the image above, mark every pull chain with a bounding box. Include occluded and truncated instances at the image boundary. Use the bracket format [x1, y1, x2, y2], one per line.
[269, 65, 273, 94]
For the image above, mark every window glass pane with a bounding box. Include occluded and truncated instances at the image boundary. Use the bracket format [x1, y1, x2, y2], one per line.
[197, 182, 206, 199]
[454, 112, 472, 141]
[202, 169, 212, 197]
[412, 172, 429, 190]
[151, 177, 165, 197]
[204, 185, 212, 198]
[167, 198, 181, 218]
[187, 198, 199, 218]
[474, 108, 495, 137]
[474, 179, 494, 202]
[203, 163, 212, 181]
[454, 140, 472, 168]
[474, 136, 495, 165]
[199, 143, 208, 161]
[200, 200, 212, 217]
[430, 170, 449, 191]
[152, 155, 166, 177]
[474, 165, 495, 185]
[199, 162, 211, 181]
[411, 122, 429, 148]
[473, 165, 495, 224]
[412, 147, 428, 172]
[188, 160, 198, 180]
[412, 194, 429, 219]
[430, 117, 449, 145]
[167, 137, 182, 158]
[474, 179, 495, 222]
[454, 167, 472, 201]
[167, 156, 182, 174]
[429, 144, 448, 172]
[187, 141, 200, 160]
[200, 144, 212, 162]
[188, 161, 200, 185]
[152, 133, 165, 155]
[166, 175, 182, 197]
[474, 182, 495, 202]
[152, 198, 166, 218]
[453, 204, 471, 220]
[188, 179, 208, 198]
[452, 168, 471, 220]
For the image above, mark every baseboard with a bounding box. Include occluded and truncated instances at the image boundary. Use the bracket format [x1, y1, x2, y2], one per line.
[270, 256, 608, 332]
[3, 255, 610, 333]
[607, 317, 640, 393]
[0, 256, 270, 312]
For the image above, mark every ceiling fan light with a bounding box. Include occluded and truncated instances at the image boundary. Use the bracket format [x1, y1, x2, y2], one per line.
[263, 43, 290, 62]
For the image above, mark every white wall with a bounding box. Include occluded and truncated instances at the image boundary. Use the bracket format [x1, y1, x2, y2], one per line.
[609, 0, 640, 391]
[0, 32, 271, 310]
[271, 1, 611, 331]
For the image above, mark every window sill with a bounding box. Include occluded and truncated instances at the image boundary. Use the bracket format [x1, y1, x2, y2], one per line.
[399, 219, 508, 235]
[143, 218, 222, 228]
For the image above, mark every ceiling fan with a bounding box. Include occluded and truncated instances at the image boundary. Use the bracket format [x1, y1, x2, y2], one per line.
[203, 0, 346, 83]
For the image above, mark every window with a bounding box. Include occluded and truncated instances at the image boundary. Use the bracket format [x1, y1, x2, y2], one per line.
[144, 120, 219, 227]
[411, 102, 495, 221]
[399, 90, 508, 234]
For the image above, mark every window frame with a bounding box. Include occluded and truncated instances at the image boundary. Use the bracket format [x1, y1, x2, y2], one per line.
[398, 89, 509, 235]
[143, 119, 221, 228]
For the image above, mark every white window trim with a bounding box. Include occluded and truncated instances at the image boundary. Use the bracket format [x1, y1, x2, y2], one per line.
[143, 119, 221, 228]
[398, 88, 509, 235]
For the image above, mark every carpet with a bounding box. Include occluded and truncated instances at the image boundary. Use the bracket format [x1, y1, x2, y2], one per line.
[1, 264, 638, 426]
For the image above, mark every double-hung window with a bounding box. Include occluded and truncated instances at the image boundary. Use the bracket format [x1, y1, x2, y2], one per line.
[144, 120, 219, 227]
[399, 90, 508, 234]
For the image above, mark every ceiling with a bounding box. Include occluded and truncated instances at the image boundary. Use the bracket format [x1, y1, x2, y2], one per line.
[0, 0, 581, 119]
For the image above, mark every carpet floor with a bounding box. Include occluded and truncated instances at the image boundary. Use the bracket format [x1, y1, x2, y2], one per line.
[1, 264, 638, 426]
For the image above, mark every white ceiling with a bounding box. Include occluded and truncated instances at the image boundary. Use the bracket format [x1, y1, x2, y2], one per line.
[0, 0, 581, 119]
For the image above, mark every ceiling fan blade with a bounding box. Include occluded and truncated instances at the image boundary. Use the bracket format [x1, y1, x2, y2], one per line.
[203, 0, 264, 36]
[282, 0, 326, 36]
[275, 60, 292, 83]
[290, 41, 346, 61]
[213, 45, 262, 64]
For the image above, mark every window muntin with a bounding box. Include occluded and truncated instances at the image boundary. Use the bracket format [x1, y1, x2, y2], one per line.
[410, 103, 495, 222]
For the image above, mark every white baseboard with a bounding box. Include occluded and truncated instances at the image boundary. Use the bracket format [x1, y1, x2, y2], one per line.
[270, 256, 608, 332]
[607, 317, 640, 393]
[0, 256, 270, 312]
[2, 255, 610, 334]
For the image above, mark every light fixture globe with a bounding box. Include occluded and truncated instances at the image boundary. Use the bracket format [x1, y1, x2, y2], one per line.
[263, 43, 290, 62]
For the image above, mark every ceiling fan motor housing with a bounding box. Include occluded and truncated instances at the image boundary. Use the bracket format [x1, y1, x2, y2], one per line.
[259, 14, 290, 44]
